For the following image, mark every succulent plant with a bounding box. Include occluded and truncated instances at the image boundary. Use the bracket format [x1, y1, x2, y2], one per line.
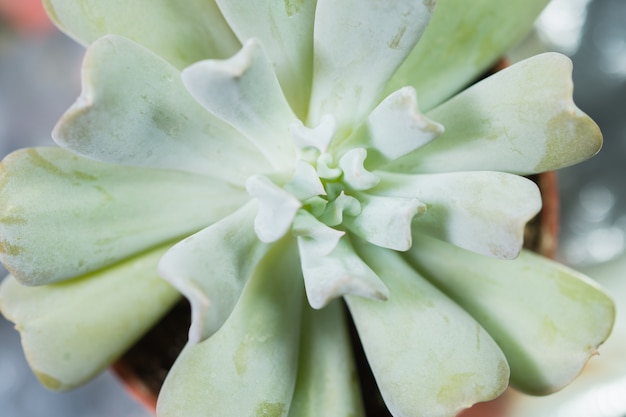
[0, 1, 615, 416]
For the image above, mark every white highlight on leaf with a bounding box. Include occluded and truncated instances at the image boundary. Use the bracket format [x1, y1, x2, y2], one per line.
[291, 114, 337, 153]
[316, 153, 342, 180]
[283, 160, 326, 201]
[246, 175, 302, 242]
[292, 210, 345, 257]
[344, 193, 425, 251]
[338, 148, 380, 190]
[367, 86, 443, 160]
[298, 236, 388, 309]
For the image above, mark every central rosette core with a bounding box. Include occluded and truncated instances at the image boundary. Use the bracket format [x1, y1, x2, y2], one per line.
[246, 114, 398, 245]
[246, 114, 427, 310]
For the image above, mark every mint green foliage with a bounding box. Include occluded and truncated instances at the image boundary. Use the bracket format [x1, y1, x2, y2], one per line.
[0, 244, 180, 390]
[0, 1, 614, 417]
[407, 235, 615, 395]
[43, 0, 240, 67]
[386, 0, 551, 111]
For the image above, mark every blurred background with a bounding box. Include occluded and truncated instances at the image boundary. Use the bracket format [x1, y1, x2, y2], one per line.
[0, 0, 624, 416]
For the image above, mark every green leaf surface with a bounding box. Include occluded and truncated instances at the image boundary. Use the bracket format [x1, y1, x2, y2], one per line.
[309, 0, 433, 139]
[344, 192, 424, 252]
[215, 0, 317, 118]
[373, 171, 541, 259]
[0, 244, 180, 390]
[43, 0, 240, 68]
[347, 241, 509, 417]
[385, 0, 550, 112]
[298, 234, 388, 309]
[54, 35, 270, 184]
[156, 239, 303, 417]
[386, 53, 603, 176]
[0, 147, 248, 285]
[287, 301, 365, 417]
[359, 86, 443, 167]
[182, 39, 297, 172]
[405, 235, 615, 394]
[158, 202, 270, 343]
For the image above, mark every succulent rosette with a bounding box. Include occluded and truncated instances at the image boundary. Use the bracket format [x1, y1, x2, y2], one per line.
[0, 1, 615, 416]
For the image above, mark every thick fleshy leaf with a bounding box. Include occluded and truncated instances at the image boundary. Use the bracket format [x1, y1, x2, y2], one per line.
[346, 242, 509, 417]
[215, 0, 316, 118]
[385, 0, 550, 111]
[0, 244, 180, 390]
[158, 202, 269, 343]
[284, 160, 326, 201]
[405, 235, 615, 395]
[308, 0, 433, 140]
[298, 235, 388, 309]
[338, 148, 380, 191]
[156, 239, 303, 417]
[288, 301, 365, 417]
[291, 115, 336, 154]
[386, 53, 603, 176]
[373, 171, 541, 259]
[53, 35, 270, 184]
[43, 0, 239, 68]
[364, 87, 444, 166]
[0, 147, 248, 285]
[182, 39, 297, 172]
[292, 210, 344, 257]
[344, 192, 425, 251]
[247, 175, 302, 243]
[318, 191, 360, 227]
[316, 153, 342, 181]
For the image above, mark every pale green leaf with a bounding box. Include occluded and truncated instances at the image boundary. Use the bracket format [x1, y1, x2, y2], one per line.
[347, 242, 509, 417]
[54, 35, 270, 184]
[156, 239, 303, 417]
[386, 53, 603, 176]
[298, 235, 388, 309]
[291, 115, 336, 153]
[0, 244, 180, 390]
[363, 87, 443, 166]
[283, 160, 326, 201]
[43, 0, 240, 68]
[373, 171, 541, 259]
[309, 0, 433, 140]
[288, 301, 365, 417]
[0, 147, 248, 285]
[215, 0, 317, 118]
[385, 0, 550, 111]
[291, 210, 344, 257]
[344, 192, 424, 251]
[246, 175, 302, 243]
[318, 191, 359, 226]
[158, 202, 270, 343]
[338, 148, 380, 191]
[182, 39, 297, 172]
[405, 235, 615, 394]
